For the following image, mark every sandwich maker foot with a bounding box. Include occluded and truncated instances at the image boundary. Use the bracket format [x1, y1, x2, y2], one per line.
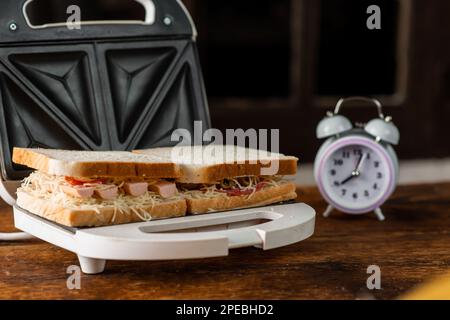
[78, 255, 106, 274]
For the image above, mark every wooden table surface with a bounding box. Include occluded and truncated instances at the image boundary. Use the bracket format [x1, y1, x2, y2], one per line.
[1, 184, 449, 300]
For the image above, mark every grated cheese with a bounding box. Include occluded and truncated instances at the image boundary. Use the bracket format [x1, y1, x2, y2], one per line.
[179, 176, 287, 200]
[18, 172, 181, 221]
[18, 172, 290, 221]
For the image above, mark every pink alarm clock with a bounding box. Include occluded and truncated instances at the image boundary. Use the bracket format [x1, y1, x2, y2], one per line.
[314, 97, 400, 221]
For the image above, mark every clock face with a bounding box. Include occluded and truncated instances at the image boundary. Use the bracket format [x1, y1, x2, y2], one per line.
[316, 137, 395, 214]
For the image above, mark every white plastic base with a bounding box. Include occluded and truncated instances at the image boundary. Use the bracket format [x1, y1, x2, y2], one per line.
[13, 203, 315, 274]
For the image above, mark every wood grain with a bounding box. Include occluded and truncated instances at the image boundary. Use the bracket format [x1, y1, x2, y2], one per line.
[1, 184, 449, 300]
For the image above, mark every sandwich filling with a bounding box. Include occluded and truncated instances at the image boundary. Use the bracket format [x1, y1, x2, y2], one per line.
[18, 172, 182, 221]
[178, 176, 289, 200]
[20, 173, 290, 203]
[18, 172, 294, 222]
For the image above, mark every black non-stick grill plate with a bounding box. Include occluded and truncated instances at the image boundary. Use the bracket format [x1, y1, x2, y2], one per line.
[0, 0, 210, 180]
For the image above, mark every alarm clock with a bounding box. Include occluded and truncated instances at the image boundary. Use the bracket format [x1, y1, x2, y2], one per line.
[314, 97, 400, 221]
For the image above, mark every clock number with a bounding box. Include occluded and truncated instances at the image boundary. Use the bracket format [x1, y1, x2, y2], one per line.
[334, 159, 344, 166]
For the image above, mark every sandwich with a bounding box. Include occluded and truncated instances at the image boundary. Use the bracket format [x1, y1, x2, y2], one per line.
[134, 145, 299, 215]
[12, 148, 186, 227]
[13, 146, 299, 227]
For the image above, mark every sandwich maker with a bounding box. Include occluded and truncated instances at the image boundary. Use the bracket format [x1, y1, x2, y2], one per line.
[0, 0, 315, 274]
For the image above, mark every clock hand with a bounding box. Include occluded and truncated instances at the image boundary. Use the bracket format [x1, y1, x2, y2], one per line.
[339, 153, 368, 185]
[340, 171, 359, 185]
[356, 153, 368, 172]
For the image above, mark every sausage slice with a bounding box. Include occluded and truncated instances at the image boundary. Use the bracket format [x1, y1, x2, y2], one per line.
[60, 185, 95, 199]
[123, 182, 148, 197]
[149, 181, 177, 198]
[94, 185, 119, 200]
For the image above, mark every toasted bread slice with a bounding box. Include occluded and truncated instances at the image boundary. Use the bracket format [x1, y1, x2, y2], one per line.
[134, 145, 298, 184]
[16, 190, 186, 227]
[13, 148, 180, 178]
[184, 182, 297, 214]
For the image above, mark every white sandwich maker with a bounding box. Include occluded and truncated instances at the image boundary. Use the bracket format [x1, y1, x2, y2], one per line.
[2, 179, 315, 274]
[0, 0, 315, 274]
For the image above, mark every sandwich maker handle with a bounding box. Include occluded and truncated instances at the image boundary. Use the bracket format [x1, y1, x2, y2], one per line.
[73, 203, 316, 261]
[14, 203, 315, 273]
[0, 0, 194, 43]
[22, 0, 156, 29]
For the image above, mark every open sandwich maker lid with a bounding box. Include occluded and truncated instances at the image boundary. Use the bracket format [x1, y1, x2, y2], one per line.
[0, 0, 211, 181]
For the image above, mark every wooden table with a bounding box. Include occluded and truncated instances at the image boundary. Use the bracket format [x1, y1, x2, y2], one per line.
[1, 184, 449, 300]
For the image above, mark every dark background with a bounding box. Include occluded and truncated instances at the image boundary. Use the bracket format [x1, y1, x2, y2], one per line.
[26, 0, 450, 161]
[187, 0, 450, 162]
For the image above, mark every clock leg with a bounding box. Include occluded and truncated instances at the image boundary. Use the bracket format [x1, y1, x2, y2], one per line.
[323, 205, 334, 218]
[374, 208, 386, 221]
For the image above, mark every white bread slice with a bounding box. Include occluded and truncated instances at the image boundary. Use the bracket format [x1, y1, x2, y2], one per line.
[16, 190, 186, 227]
[13, 147, 180, 178]
[134, 145, 298, 184]
[185, 182, 297, 214]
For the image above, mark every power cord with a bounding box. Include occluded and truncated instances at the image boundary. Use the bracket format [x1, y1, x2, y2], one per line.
[0, 231, 34, 241]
